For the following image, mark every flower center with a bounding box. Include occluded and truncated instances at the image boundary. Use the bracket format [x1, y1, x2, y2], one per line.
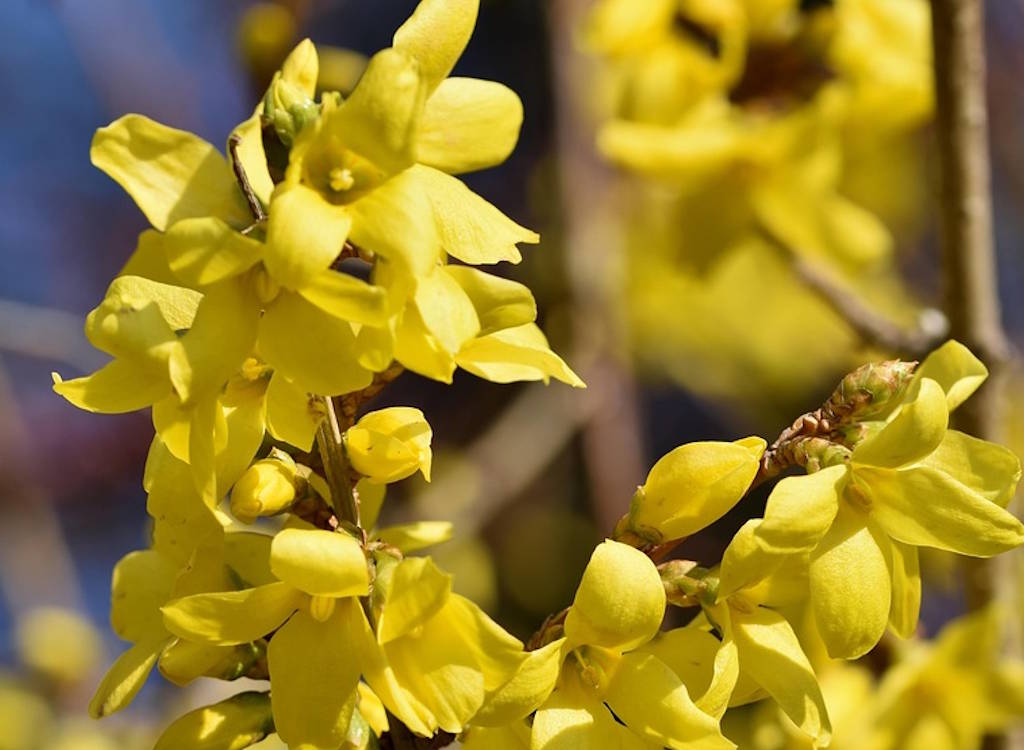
[329, 167, 356, 192]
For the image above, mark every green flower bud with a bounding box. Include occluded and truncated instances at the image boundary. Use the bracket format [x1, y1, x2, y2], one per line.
[230, 451, 298, 523]
[263, 71, 320, 146]
[823, 359, 918, 425]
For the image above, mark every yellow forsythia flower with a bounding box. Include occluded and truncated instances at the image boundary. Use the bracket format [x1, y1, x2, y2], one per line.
[344, 407, 432, 484]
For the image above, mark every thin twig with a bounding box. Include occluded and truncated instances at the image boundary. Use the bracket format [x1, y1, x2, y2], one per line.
[315, 397, 360, 528]
[762, 229, 946, 357]
[228, 133, 268, 223]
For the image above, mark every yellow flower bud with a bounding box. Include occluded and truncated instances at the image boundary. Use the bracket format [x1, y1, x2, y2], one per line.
[564, 540, 666, 653]
[344, 407, 432, 484]
[263, 71, 320, 146]
[230, 454, 298, 523]
[308, 594, 338, 623]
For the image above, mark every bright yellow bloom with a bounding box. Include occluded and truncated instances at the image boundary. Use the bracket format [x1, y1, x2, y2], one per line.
[153, 691, 274, 750]
[488, 541, 733, 749]
[230, 452, 298, 523]
[747, 342, 1023, 659]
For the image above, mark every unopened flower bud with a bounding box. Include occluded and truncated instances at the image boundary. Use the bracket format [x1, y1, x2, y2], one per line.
[231, 452, 298, 523]
[823, 359, 918, 424]
[263, 71, 319, 146]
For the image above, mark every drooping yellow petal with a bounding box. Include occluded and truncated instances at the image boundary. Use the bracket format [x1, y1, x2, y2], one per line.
[110, 550, 179, 643]
[269, 605, 363, 750]
[91, 114, 250, 230]
[914, 340, 988, 412]
[270, 528, 369, 597]
[265, 183, 352, 290]
[187, 395, 221, 504]
[156, 638, 239, 687]
[52, 361, 169, 414]
[718, 520, 782, 599]
[444, 265, 537, 335]
[630, 438, 765, 542]
[395, 303, 458, 383]
[462, 723, 532, 750]
[172, 278, 259, 403]
[146, 442, 225, 564]
[347, 169, 441, 278]
[161, 582, 302, 646]
[377, 521, 453, 552]
[89, 637, 166, 718]
[456, 323, 584, 386]
[392, 0, 479, 94]
[473, 638, 565, 727]
[258, 290, 374, 396]
[853, 378, 948, 469]
[731, 606, 831, 746]
[921, 430, 1022, 508]
[164, 217, 264, 287]
[414, 266, 481, 355]
[809, 504, 891, 659]
[887, 539, 921, 638]
[413, 165, 539, 265]
[606, 652, 735, 750]
[298, 269, 391, 327]
[216, 381, 269, 495]
[153, 691, 274, 750]
[118, 230, 181, 286]
[635, 627, 737, 721]
[376, 556, 452, 644]
[757, 465, 846, 554]
[357, 478, 387, 530]
[861, 465, 1024, 556]
[564, 541, 665, 652]
[331, 48, 426, 174]
[265, 372, 322, 451]
[417, 78, 524, 174]
[532, 670, 651, 750]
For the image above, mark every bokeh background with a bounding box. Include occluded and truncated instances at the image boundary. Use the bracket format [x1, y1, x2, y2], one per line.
[3, 0, 1024, 746]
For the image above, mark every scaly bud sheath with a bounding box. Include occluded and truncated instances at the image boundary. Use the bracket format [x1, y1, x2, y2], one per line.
[821, 359, 918, 426]
[658, 559, 703, 607]
[230, 449, 299, 523]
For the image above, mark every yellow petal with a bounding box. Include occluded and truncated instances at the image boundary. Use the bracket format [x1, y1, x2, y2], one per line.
[564, 540, 665, 652]
[853, 378, 948, 469]
[331, 48, 426, 174]
[357, 479, 387, 530]
[281, 38, 319, 95]
[217, 383, 269, 496]
[162, 582, 302, 645]
[887, 539, 921, 638]
[92, 114, 250, 230]
[731, 606, 831, 746]
[270, 528, 369, 597]
[392, 0, 478, 94]
[110, 550, 179, 642]
[394, 303, 457, 382]
[146, 443, 225, 564]
[298, 269, 390, 327]
[413, 165, 538, 265]
[635, 627, 737, 721]
[228, 111, 274, 206]
[258, 290, 374, 396]
[265, 372, 322, 451]
[118, 229, 181, 286]
[630, 438, 765, 542]
[85, 275, 194, 362]
[156, 639, 240, 687]
[921, 430, 1022, 508]
[89, 637, 166, 718]
[377, 556, 452, 644]
[757, 465, 846, 554]
[456, 323, 584, 386]
[860, 465, 1024, 556]
[444, 265, 537, 335]
[532, 671, 651, 750]
[462, 724, 532, 750]
[223, 532, 277, 588]
[718, 520, 783, 599]
[418, 78, 524, 174]
[266, 183, 352, 290]
[376, 521, 453, 552]
[187, 395, 221, 504]
[52, 361, 169, 414]
[809, 504, 890, 659]
[605, 651, 735, 750]
[914, 340, 988, 411]
[473, 638, 565, 727]
[165, 217, 264, 287]
[172, 278, 259, 403]
[153, 691, 273, 750]
[348, 169, 440, 278]
[413, 266, 481, 355]
[269, 605, 362, 750]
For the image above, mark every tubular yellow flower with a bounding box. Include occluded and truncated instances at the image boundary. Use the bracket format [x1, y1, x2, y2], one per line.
[230, 453, 298, 523]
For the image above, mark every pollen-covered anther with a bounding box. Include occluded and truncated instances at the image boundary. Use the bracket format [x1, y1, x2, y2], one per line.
[329, 167, 355, 192]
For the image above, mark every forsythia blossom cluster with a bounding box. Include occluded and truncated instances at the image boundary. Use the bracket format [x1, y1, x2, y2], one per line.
[56, 1, 1024, 749]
